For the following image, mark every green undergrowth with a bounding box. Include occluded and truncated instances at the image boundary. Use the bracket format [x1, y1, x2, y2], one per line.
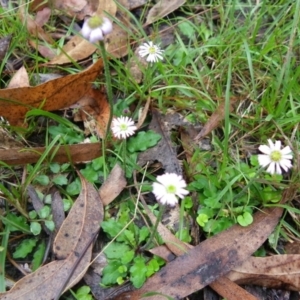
[1, 0, 300, 297]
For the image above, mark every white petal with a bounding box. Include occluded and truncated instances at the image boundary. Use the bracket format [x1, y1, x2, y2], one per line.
[281, 146, 292, 156]
[266, 162, 276, 174]
[101, 17, 113, 35]
[258, 145, 271, 155]
[267, 139, 276, 149]
[89, 28, 104, 43]
[81, 21, 92, 39]
[274, 140, 282, 150]
[258, 154, 271, 167]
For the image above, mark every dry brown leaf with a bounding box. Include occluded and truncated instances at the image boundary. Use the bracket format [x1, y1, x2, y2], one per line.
[0, 59, 103, 125]
[48, 35, 97, 64]
[0, 176, 103, 300]
[138, 109, 182, 174]
[18, 6, 53, 44]
[194, 99, 238, 141]
[34, 7, 51, 27]
[0, 142, 102, 165]
[7, 66, 29, 88]
[48, 0, 118, 64]
[28, 41, 56, 59]
[145, 0, 186, 25]
[77, 87, 111, 138]
[117, 0, 147, 10]
[141, 202, 256, 300]
[227, 254, 300, 291]
[99, 163, 127, 206]
[106, 22, 130, 58]
[113, 207, 283, 300]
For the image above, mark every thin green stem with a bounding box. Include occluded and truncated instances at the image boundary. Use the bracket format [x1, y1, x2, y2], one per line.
[99, 41, 113, 137]
[141, 204, 166, 251]
[99, 41, 114, 180]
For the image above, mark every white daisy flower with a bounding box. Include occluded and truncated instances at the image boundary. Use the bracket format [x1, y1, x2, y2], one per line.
[111, 116, 137, 139]
[81, 16, 113, 43]
[152, 173, 189, 207]
[258, 139, 293, 175]
[138, 41, 164, 63]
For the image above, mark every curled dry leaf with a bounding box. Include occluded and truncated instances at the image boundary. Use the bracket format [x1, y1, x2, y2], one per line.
[0, 176, 103, 300]
[0, 59, 103, 125]
[194, 98, 238, 141]
[227, 254, 300, 291]
[145, 0, 186, 25]
[7, 66, 30, 88]
[99, 163, 127, 206]
[0, 142, 102, 166]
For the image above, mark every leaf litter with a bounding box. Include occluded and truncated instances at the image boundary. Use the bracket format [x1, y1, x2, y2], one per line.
[1, 0, 299, 299]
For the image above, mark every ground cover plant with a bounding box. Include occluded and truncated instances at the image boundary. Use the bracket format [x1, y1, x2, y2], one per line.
[0, 0, 300, 299]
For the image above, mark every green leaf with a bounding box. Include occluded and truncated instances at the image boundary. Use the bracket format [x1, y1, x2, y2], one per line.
[52, 174, 68, 186]
[127, 131, 161, 153]
[121, 250, 135, 264]
[66, 179, 81, 195]
[92, 157, 104, 171]
[196, 213, 209, 227]
[130, 256, 147, 288]
[101, 260, 125, 286]
[49, 163, 60, 173]
[104, 242, 131, 259]
[146, 258, 160, 277]
[102, 219, 124, 238]
[30, 222, 42, 235]
[75, 286, 93, 300]
[178, 21, 195, 38]
[2, 213, 30, 233]
[44, 220, 55, 232]
[63, 198, 73, 211]
[29, 211, 37, 219]
[237, 212, 253, 227]
[32, 240, 46, 271]
[37, 206, 51, 219]
[81, 165, 99, 183]
[34, 175, 49, 186]
[138, 226, 150, 244]
[13, 238, 37, 258]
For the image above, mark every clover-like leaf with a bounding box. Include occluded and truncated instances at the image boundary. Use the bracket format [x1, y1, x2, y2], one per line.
[127, 131, 161, 153]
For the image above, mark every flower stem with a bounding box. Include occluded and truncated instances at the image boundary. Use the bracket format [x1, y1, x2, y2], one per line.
[99, 41, 114, 141]
[141, 204, 166, 251]
[99, 41, 113, 180]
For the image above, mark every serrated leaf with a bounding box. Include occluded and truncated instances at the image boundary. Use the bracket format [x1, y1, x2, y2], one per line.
[102, 260, 124, 286]
[101, 219, 124, 238]
[121, 250, 135, 264]
[32, 240, 46, 271]
[104, 242, 131, 259]
[13, 238, 37, 259]
[2, 213, 30, 233]
[127, 131, 161, 153]
[130, 255, 147, 288]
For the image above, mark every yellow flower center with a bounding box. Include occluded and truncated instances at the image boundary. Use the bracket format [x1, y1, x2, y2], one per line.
[88, 16, 103, 29]
[270, 150, 282, 162]
[148, 46, 157, 54]
[166, 184, 176, 194]
[120, 123, 128, 131]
